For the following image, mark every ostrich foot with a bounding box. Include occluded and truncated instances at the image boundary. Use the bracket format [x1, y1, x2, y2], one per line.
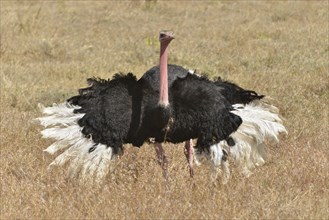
[154, 142, 169, 179]
[184, 139, 194, 177]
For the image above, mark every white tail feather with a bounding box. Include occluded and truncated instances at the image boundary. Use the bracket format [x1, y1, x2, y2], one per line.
[210, 142, 230, 184]
[44, 139, 70, 155]
[232, 103, 287, 143]
[41, 125, 82, 141]
[38, 102, 115, 182]
[95, 147, 114, 182]
[69, 144, 114, 182]
[194, 142, 230, 184]
[37, 103, 84, 127]
[80, 144, 106, 178]
[49, 138, 92, 167]
[228, 100, 287, 176]
[38, 114, 85, 127]
[42, 102, 81, 116]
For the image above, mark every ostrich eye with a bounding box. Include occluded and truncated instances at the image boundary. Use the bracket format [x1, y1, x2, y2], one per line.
[160, 33, 165, 38]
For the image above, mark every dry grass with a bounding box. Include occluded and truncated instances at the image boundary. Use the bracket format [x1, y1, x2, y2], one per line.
[1, 1, 328, 219]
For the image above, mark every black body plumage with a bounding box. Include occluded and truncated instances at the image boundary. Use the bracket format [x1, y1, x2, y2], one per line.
[67, 64, 264, 155]
[213, 77, 264, 105]
[167, 73, 243, 148]
[68, 73, 138, 154]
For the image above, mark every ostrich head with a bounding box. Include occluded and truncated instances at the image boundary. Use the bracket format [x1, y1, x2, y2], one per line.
[159, 30, 175, 44]
[159, 30, 174, 107]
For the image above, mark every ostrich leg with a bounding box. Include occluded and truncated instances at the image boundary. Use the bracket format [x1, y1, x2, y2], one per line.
[184, 139, 194, 177]
[154, 142, 169, 179]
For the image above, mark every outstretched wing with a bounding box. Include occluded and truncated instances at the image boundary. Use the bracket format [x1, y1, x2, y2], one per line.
[37, 73, 138, 182]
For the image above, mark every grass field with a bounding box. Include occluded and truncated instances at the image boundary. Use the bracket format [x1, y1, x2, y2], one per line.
[1, 1, 328, 219]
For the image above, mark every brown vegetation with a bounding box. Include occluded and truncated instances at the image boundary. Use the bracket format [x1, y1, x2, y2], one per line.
[1, 1, 328, 219]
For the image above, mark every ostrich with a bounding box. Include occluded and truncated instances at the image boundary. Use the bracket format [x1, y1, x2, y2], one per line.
[37, 30, 286, 183]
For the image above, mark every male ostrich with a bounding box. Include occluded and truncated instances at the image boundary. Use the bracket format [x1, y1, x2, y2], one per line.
[38, 30, 286, 182]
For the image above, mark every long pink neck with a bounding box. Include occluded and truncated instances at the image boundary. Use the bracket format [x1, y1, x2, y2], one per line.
[159, 41, 169, 106]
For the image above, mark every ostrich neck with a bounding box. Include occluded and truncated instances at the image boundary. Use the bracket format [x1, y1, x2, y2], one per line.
[159, 42, 169, 106]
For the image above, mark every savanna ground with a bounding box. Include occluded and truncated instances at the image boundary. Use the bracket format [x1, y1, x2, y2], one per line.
[1, 1, 328, 219]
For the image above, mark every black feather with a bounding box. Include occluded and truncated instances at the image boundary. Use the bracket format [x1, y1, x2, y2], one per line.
[65, 64, 264, 156]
